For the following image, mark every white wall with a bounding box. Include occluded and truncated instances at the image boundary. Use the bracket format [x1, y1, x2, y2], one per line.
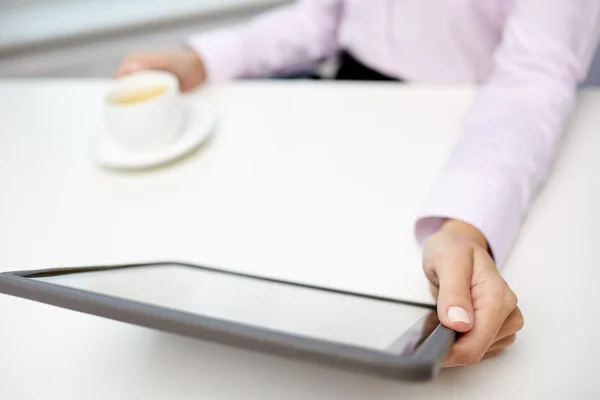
[0, 0, 41, 6]
[0, 19, 243, 77]
[0, 1, 286, 78]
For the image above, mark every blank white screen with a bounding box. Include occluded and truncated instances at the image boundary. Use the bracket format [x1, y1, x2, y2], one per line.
[35, 264, 431, 352]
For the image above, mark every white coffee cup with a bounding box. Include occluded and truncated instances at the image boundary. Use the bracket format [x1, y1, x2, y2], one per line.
[105, 70, 186, 151]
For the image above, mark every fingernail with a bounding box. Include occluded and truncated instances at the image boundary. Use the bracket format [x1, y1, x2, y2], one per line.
[447, 306, 471, 324]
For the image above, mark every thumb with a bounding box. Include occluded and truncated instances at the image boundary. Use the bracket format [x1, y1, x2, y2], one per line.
[425, 244, 475, 333]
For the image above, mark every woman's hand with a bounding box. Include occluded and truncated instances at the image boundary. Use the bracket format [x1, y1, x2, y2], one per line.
[423, 219, 524, 367]
[114, 49, 207, 92]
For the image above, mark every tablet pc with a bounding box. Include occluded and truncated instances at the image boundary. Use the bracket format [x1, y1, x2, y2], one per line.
[0, 261, 454, 381]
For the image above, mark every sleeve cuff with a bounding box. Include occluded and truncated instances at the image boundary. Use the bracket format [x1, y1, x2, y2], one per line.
[415, 170, 525, 267]
[186, 27, 248, 84]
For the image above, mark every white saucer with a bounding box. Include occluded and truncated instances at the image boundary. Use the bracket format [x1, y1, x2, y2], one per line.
[92, 98, 217, 170]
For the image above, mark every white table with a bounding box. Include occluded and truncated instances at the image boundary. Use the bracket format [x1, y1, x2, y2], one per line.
[0, 81, 598, 399]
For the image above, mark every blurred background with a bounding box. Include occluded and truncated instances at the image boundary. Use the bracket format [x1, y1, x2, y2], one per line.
[2, 0, 600, 84]
[0, 0, 289, 78]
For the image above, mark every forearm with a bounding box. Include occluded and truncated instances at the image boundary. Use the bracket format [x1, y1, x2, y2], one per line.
[187, 0, 343, 82]
[416, 0, 600, 266]
[418, 78, 578, 266]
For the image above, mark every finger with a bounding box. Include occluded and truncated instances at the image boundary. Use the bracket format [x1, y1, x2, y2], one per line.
[114, 61, 145, 78]
[443, 250, 517, 367]
[429, 283, 439, 300]
[482, 349, 504, 360]
[114, 53, 174, 78]
[114, 59, 144, 78]
[444, 296, 516, 366]
[445, 348, 505, 367]
[494, 307, 524, 341]
[426, 245, 474, 333]
[489, 334, 517, 352]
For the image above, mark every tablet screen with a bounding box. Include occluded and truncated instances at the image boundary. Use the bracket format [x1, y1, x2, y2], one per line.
[34, 264, 436, 354]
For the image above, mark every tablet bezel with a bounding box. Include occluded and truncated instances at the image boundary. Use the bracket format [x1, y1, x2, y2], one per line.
[0, 261, 454, 381]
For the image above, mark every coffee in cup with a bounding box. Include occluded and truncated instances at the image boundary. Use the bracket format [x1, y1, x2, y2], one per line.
[110, 85, 169, 105]
[105, 70, 186, 151]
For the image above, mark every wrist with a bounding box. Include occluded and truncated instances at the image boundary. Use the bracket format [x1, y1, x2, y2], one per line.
[440, 219, 489, 251]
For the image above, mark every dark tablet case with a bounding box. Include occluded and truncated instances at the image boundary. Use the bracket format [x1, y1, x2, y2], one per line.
[0, 261, 455, 381]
